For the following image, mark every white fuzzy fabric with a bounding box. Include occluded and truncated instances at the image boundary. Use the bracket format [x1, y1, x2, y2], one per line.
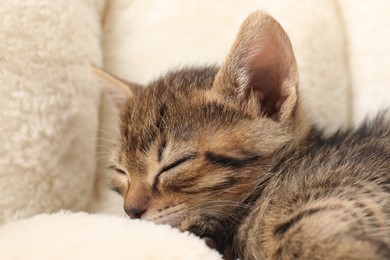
[103, 0, 350, 133]
[0, 0, 107, 223]
[0, 212, 221, 260]
[338, 0, 390, 124]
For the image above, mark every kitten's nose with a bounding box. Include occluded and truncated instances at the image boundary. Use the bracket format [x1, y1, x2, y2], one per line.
[124, 195, 150, 219]
[125, 206, 147, 219]
[124, 182, 151, 219]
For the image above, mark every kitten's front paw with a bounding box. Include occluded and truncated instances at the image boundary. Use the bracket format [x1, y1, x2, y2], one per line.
[179, 215, 233, 258]
[203, 237, 234, 260]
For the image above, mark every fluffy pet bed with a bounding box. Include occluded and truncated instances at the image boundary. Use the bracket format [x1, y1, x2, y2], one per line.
[0, 212, 220, 259]
[0, 0, 389, 259]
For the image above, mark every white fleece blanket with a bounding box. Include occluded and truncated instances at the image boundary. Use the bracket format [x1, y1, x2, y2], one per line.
[0, 212, 220, 259]
[0, 0, 389, 259]
[0, 0, 107, 224]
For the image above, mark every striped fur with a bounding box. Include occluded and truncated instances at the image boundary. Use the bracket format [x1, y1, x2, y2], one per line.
[106, 12, 390, 259]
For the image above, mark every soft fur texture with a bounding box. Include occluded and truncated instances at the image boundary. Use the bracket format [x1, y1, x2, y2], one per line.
[0, 0, 389, 259]
[103, 12, 390, 258]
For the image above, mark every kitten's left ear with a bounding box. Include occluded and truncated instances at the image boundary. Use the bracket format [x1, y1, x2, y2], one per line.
[92, 66, 142, 109]
[213, 11, 298, 122]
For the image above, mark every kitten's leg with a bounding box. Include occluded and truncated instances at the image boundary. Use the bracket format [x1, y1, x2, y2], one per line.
[238, 202, 390, 260]
[271, 210, 390, 260]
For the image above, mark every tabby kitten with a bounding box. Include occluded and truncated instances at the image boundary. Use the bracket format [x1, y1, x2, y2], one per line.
[98, 12, 390, 259]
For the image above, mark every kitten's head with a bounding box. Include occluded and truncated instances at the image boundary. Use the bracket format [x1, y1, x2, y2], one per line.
[96, 11, 303, 252]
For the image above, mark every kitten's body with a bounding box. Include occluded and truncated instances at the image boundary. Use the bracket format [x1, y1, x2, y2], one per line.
[238, 117, 390, 259]
[101, 12, 390, 259]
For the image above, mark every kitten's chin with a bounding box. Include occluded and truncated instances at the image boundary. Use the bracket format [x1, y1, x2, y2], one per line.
[143, 214, 184, 228]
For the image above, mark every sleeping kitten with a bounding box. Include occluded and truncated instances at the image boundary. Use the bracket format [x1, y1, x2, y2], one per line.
[96, 11, 390, 259]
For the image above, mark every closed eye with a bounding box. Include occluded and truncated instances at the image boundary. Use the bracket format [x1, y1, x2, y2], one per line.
[152, 153, 197, 193]
[159, 153, 197, 176]
[109, 165, 127, 175]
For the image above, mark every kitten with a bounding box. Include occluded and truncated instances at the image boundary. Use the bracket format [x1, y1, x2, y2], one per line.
[97, 11, 390, 259]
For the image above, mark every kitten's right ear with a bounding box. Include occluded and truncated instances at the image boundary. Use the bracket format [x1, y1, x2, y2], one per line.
[213, 11, 298, 122]
[92, 67, 142, 109]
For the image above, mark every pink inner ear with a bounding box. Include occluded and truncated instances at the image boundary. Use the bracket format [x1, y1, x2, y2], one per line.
[213, 12, 298, 121]
[247, 38, 289, 120]
[250, 66, 287, 119]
